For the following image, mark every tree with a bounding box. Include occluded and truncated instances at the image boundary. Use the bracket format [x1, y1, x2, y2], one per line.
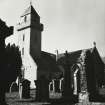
[5, 44, 22, 85]
[0, 19, 21, 105]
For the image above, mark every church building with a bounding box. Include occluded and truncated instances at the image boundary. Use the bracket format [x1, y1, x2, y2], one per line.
[5, 3, 105, 94]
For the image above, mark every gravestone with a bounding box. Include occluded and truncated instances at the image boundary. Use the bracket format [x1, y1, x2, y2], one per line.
[54, 79, 60, 93]
[21, 79, 30, 99]
[10, 82, 18, 93]
[49, 81, 53, 92]
[19, 82, 22, 99]
[59, 78, 64, 92]
[35, 76, 49, 102]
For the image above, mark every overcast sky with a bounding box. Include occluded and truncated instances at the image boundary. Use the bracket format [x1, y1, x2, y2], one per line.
[0, 0, 105, 56]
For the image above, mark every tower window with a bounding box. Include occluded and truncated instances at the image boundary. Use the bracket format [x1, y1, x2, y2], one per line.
[23, 34, 25, 41]
[22, 48, 24, 55]
[24, 16, 27, 22]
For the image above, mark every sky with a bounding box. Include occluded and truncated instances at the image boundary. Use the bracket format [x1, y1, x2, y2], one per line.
[0, 0, 105, 56]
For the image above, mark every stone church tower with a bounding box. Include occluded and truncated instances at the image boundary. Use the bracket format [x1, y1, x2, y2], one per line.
[16, 4, 43, 88]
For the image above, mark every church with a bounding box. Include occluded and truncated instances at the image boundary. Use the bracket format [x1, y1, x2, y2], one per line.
[5, 3, 105, 94]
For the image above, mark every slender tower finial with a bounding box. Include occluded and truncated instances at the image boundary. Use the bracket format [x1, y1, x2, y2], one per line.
[55, 49, 59, 61]
[30, 0, 32, 6]
[93, 41, 96, 47]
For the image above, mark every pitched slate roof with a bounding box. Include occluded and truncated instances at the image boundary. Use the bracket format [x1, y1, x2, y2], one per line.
[57, 50, 82, 65]
[57, 47, 104, 66]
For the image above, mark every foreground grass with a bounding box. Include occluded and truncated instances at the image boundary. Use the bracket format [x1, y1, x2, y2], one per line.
[6, 89, 46, 105]
[5, 90, 105, 105]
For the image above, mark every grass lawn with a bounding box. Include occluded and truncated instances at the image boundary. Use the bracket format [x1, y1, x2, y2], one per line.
[6, 89, 48, 105]
[5, 89, 62, 105]
[5, 89, 105, 105]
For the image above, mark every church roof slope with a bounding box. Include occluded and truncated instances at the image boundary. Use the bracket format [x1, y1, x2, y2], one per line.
[57, 50, 82, 65]
[57, 47, 103, 65]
